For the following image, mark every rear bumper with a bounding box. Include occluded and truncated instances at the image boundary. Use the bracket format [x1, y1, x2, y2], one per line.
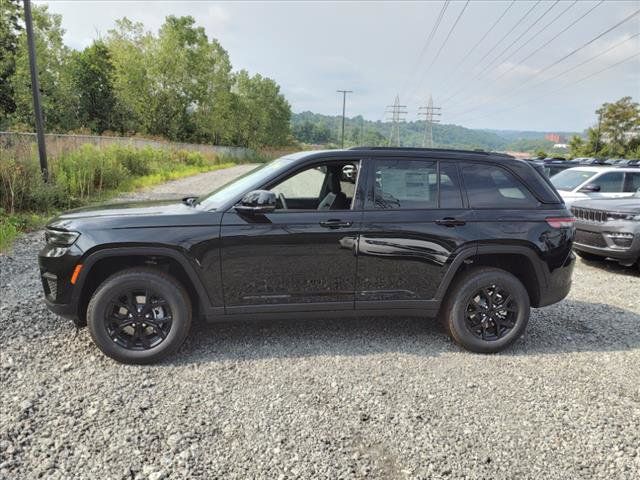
[536, 250, 575, 307]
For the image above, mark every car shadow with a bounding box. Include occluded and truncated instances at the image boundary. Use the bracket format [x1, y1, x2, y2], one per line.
[171, 299, 640, 365]
[577, 256, 639, 277]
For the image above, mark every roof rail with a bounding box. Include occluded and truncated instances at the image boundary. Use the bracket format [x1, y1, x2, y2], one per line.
[347, 146, 514, 159]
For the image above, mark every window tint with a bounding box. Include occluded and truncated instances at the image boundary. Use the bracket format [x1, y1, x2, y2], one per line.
[462, 164, 536, 208]
[373, 160, 437, 209]
[271, 166, 326, 199]
[593, 172, 624, 192]
[624, 172, 640, 192]
[439, 162, 463, 208]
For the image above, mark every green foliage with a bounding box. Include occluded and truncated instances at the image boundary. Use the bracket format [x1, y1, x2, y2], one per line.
[290, 112, 567, 152]
[569, 97, 640, 159]
[2, 7, 292, 147]
[0, 144, 230, 215]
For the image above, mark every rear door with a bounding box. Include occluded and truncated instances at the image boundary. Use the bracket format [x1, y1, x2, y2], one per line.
[355, 158, 474, 310]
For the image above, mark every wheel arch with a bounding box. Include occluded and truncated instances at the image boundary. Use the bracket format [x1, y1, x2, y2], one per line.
[73, 247, 210, 326]
[437, 244, 547, 308]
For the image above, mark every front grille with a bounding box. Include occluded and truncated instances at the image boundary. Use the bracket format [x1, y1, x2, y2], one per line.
[571, 207, 606, 223]
[575, 229, 607, 248]
[42, 273, 58, 300]
[571, 206, 630, 223]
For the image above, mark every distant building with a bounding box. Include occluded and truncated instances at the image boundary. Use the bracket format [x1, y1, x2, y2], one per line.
[553, 143, 568, 150]
[545, 133, 566, 143]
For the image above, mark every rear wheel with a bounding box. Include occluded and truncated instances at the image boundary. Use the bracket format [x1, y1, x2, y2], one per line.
[575, 250, 603, 262]
[87, 268, 192, 364]
[441, 267, 530, 353]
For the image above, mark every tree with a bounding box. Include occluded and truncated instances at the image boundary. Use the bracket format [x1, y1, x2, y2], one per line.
[0, 0, 22, 127]
[10, 4, 76, 131]
[67, 41, 118, 133]
[596, 96, 640, 157]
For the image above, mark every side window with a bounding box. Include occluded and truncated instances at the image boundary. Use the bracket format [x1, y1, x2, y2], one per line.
[372, 159, 437, 209]
[624, 172, 640, 192]
[461, 164, 537, 208]
[594, 172, 624, 192]
[439, 162, 464, 208]
[269, 161, 359, 211]
[271, 166, 326, 199]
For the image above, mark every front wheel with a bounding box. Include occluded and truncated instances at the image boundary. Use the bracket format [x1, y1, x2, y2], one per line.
[441, 267, 530, 353]
[86, 268, 192, 364]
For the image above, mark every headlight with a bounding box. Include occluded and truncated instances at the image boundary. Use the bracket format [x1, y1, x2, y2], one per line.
[45, 229, 80, 246]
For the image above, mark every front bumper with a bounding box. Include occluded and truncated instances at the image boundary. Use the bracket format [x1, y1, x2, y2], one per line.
[573, 220, 640, 265]
[38, 242, 84, 324]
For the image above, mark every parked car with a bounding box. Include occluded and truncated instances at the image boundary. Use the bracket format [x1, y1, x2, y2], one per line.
[534, 158, 580, 177]
[550, 166, 640, 207]
[571, 190, 640, 269]
[39, 147, 575, 363]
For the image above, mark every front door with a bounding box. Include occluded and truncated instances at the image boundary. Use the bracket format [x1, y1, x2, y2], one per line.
[356, 159, 473, 309]
[220, 160, 364, 313]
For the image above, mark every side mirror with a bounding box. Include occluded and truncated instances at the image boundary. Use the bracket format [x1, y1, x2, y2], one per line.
[235, 190, 276, 214]
[579, 183, 601, 193]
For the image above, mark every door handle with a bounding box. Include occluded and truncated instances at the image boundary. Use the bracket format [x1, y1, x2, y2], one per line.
[435, 217, 466, 227]
[320, 219, 353, 229]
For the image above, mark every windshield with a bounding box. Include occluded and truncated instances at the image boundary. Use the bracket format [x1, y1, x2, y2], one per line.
[550, 169, 597, 191]
[196, 156, 296, 210]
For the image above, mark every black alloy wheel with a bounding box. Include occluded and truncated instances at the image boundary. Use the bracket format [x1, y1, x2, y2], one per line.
[464, 285, 518, 341]
[87, 268, 191, 364]
[441, 267, 530, 353]
[105, 289, 173, 350]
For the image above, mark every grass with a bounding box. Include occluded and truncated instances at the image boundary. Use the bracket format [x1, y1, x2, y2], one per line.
[0, 144, 237, 251]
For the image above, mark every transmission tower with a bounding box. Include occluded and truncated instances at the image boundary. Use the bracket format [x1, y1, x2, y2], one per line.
[385, 95, 407, 147]
[418, 95, 441, 147]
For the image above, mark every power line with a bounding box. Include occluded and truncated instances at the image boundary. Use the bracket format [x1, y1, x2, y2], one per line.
[452, 51, 640, 126]
[476, 0, 560, 77]
[408, 1, 470, 102]
[447, 1, 516, 78]
[399, 1, 450, 98]
[492, 0, 578, 78]
[440, 1, 542, 104]
[446, 7, 640, 120]
[443, 0, 578, 109]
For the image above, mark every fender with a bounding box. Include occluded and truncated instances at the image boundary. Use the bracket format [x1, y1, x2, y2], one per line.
[71, 246, 220, 315]
[433, 243, 548, 303]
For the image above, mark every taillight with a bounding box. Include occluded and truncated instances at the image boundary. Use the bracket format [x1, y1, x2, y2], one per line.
[546, 217, 575, 228]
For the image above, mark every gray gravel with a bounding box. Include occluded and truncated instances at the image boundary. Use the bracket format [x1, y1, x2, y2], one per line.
[1, 166, 639, 480]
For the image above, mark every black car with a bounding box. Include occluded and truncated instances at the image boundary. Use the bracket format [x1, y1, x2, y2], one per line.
[531, 158, 581, 177]
[571, 191, 640, 269]
[39, 148, 576, 363]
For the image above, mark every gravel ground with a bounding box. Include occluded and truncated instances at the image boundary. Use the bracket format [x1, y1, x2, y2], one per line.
[1, 165, 639, 480]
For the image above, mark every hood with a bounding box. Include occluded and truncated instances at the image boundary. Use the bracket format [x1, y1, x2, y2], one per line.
[47, 199, 217, 231]
[571, 197, 640, 213]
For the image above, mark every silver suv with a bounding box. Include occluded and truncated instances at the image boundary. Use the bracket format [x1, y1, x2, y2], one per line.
[550, 166, 640, 207]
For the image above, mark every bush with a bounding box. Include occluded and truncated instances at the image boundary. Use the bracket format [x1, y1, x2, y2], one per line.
[0, 144, 227, 215]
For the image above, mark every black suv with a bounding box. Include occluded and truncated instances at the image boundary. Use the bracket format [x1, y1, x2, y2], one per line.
[39, 148, 576, 363]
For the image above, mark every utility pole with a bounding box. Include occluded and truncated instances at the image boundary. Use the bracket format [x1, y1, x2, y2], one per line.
[386, 95, 407, 147]
[595, 110, 603, 155]
[24, 0, 48, 181]
[337, 89, 352, 148]
[417, 95, 441, 148]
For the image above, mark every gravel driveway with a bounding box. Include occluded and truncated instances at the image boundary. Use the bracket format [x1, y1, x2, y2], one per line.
[1, 165, 639, 480]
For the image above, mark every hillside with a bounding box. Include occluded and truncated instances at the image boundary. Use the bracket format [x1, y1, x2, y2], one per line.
[291, 112, 580, 153]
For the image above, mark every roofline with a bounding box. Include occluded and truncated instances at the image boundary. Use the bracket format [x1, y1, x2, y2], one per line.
[347, 146, 514, 159]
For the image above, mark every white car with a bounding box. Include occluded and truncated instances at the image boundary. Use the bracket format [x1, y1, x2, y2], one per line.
[550, 166, 640, 207]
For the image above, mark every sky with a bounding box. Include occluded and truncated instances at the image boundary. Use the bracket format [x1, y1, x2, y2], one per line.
[38, 0, 640, 132]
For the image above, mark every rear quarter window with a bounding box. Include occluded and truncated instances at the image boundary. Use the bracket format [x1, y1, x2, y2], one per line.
[462, 164, 538, 209]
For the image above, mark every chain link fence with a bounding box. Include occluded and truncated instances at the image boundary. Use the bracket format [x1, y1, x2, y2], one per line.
[0, 131, 251, 161]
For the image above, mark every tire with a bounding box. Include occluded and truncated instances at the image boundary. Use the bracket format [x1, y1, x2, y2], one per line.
[86, 268, 192, 364]
[441, 267, 530, 354]
[575, 250, 602, 262]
